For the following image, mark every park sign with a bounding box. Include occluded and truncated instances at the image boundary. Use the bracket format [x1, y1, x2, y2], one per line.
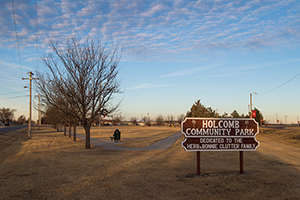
[181, 118, 259, 151]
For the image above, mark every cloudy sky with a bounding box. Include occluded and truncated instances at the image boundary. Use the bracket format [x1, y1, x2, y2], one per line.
[0, 0, 299, 123]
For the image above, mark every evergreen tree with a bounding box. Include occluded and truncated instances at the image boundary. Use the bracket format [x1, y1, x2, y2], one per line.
[186, 100, 217, 118]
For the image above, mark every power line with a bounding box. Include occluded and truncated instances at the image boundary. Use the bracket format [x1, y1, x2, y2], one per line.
[35, 0, 39, 72]
[0, 95, 29, 100]
[0, 91, 27, 96]
[11, 0, 23, 78]
[259, 71, 300, 95]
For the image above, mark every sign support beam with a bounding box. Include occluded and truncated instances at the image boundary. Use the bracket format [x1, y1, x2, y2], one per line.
[239, 151, 243, 174]
[197, 151, 200, 176]
[181, 118, 259, 175]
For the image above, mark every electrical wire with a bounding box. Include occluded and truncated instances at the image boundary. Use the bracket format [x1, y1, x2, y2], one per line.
[0, 91, 27, 96]
[35, 0, 39, 72]
[259, 71, 300, 95]
[11, 0, 23, 78]
[0, 95, 29, 100]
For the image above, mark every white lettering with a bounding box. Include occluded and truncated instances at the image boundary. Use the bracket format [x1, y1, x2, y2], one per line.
[202, 120, 208, 128]
[223, 121, 228, 128]
[235, 121, 239, 128]
[186, 128, 191, 135]
[219, 120, 223, 128]
[208, 120, 213, 128]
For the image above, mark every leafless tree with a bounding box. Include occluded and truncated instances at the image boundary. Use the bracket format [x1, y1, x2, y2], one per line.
[155, 115, 164, 126]
[142, 116, 151, 126]
[36, 36, 122, 149]
[113, 114, 124, 125]
[177, 114, 185, 125]
[130, 117, 138, 125]
[165, 115, 175, 125]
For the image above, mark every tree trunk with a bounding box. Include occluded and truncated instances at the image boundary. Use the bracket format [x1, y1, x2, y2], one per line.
[83, 122, 91, 149]
[64, 123, 66, 136]
[73, 123, 76, 141]
[69, 123, 71, 138]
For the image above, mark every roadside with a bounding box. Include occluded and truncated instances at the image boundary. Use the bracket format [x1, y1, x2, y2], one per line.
[0, 125, 28, 134]
[257, 127, 300, 171]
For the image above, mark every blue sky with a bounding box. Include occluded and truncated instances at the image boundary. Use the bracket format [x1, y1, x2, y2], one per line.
[0, 0, 299, 123]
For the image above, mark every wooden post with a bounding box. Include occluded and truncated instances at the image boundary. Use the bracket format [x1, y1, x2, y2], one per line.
[239, 151, 243, 174]
[197, 151, 200, 176]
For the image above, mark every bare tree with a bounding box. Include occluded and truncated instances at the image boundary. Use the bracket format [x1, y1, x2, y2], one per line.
[177, 114, 185, 124]
[155, 115, 164, 126]
[113, 114, 124, 125]
[37, 36, 122, 149]
[142, 116, 151, 126]
[130, 117, 138, 125]
[165, 115, 175, 125]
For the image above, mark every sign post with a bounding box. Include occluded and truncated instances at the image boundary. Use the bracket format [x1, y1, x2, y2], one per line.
[181, 118, 259, 175]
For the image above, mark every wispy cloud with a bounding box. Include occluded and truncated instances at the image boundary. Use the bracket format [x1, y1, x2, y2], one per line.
[127, 83, 175, 90]
[160, 65, 220, 78]
[0, 0, 299, 62]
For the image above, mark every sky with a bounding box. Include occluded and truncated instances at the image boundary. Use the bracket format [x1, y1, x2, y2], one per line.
[0, 0, 299, 124]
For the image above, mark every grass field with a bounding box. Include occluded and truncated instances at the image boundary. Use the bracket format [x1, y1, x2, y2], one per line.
[0, 125, 300, 199]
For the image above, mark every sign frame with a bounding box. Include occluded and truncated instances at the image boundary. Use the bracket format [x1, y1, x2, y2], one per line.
[181, 118, 260, 151]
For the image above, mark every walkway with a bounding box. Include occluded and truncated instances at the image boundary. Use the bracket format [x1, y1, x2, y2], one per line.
[75, 132, 183, 151]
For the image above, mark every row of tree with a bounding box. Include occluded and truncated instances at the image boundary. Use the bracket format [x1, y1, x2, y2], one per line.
[0, 107, 27, 125]
[128, 114, 185, 126]
[186, 100, 264, 124]
[36, 36, 122, 149]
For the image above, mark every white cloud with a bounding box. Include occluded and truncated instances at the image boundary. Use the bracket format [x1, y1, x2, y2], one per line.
[160, 65, 220, 78]
[141, 4, 164, 17]
[0, 0, 299, 62]
[127, 83, 174, 90]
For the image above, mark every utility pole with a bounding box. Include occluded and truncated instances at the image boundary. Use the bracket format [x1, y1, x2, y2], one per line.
[35, 94, 41, 130]
[250, 93, 253, 118]
[285, 115, 287, 125]
[22, 71, 39, 138]
[37, 94, 41, 130]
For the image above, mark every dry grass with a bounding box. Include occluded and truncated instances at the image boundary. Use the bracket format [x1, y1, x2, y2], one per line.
[0, 125, 300, 199]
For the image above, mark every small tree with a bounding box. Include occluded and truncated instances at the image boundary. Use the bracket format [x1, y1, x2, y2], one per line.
[231, 110, 240, 118]
[37, 36, 122, 149]
[155, 115, 164, 126]
[142, 116, 151, 126]
[113, 114, 124, 125]
[165, 115, 175, 125]
[177, 114, 185, 124]
[0, 107, 16, 124]
[186, 100, 217, 118]
[17, 115, 26, 124]
[253, 107, 264, 126]
[130, 117, 138, 125]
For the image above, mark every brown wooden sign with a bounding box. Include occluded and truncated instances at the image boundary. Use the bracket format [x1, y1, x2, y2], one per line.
[181, 118, 259, 151]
